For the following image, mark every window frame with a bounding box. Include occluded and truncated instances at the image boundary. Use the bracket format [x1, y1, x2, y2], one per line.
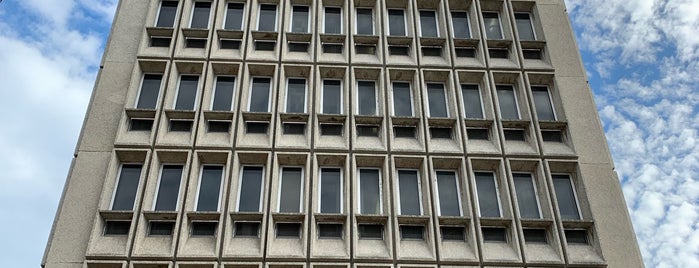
[514, 12, 537, 40]
[323, 6, 344, 34]
[449, 11, 471, 39]
[318, 167, 344, 214]
[277, 166, 305, 213]
[459, 83, 485, 119]
[173, 74, 201, 110]
[474, 170, 503, 218]
[284, 77, 308, 113]
[354, 7, 375, 35]
[426, 82, 450, 118]
[247, 76, 273, 112]
[109, 163, 144, 210]
[482, 12, 504, 40]
[152, 164, 185, 211]
[189, 1, 212, 29]
[531, 85, 557, 120]
[154, 0, 179, 28]
[289, 4, 311, 33]
[222, 2, 245, 30]
[320, 79, 344, 115]
[552, 173, 583, 220]
[193, 164, 225, 212]
[496, 84, 521, 120]
[391, 81, 414, 117]
[355, 80, 379, 116]
[210, 75, 236, 111]
[357, 167, 383, 215]
[396, 168, 423, 216]
[512, 172, 543, 219]
[434, 169, 463, 217]
[418, 9, 440, 37]
[386, 8, 408, 36]
[135, 73, 164, 109]
[256, 3, 278, 31]
[235, 165, 266, 212]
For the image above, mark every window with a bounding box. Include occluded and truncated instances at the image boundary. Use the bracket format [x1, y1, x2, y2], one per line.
[482, 12, 503, 39]
[398, 170, 421, 215]
[136, 74, 163, 109]
[389, 45, 410, 56]
[111, 164, 143, 210]
[249, 77, 271, 112]
[451, 11, 470, 38]
[441, 226, 465, 241]
[357, 125, 380, 137]
[388, 9, 406, 36]
[170, 120, 193, 132]
[531, 86, 556, 120]
[419, 10, 438, 37]
[130, 119, 154, 131]
[320, 168, 342, 213]
[513, 173, 541, 219]
[191, 222, 217, 236]
[150, 36, 171, 47]
[196, 166, 223, 211]
[185, 38, 207, 48]
[255, 41, 275, 51]
[523, 228, 547, 243]
[154, 165, 184, 211]
[276, 222, 301, 238]
[461, 84, 484, 119]
[358, 224, 383, 239]
[523, 49, 542, 59]
[488, 48, 508, 58]
[436, 171, 461, 216]
[190, 2, 211, 28]
[475, 172, 501, 217]
[324, 7, 342, 34]
[356, 8, 373, 35]
[238, 166, 264, 212]
[427, 83, 448, 117]
[322, 43, 343, 53]
[565, 229, 588, 244]
[542, 130, 563, 142]
[496, 85, 520, 120]
[212, 76, 235, 111]
[207, 120, 230, 132]
[357, 81, 377, 115]
[257, 4, 277, 31]
[359, 168, 381, 214]
[322, 79, 342, 114]
[288, 42, 309, 52]
[422, 46, 442, 57]
[515, 13, 535, 40]
[220, 39, 241, 49]
[149, 221, 175, 236]
[394, 126, 416, 138]
[400, 225, 424, 240]
[104, 221, 131, 235]
[392, 82, 413, 116]
[504, 129, 526, 141]
[283, 123, 305, 135]
[156, 1, 178, 27]
[246, 121, 269, 134]
[286, 78, 307, 113]
[482, 227, 507, 242]
[279, 167, 303, 212]
[455, 47, 476, 57]
[291, 5, 309, 33]
[430, 127, 452, 139]
[235, 222, 260, 237]
[318, 223, 343, 238]
[320, 124, 343, 136]
[355, 44, 376, 54]
[175, 75, 199, 110]
[224, 3, 244, 30]
[467, 128, 489, 140]
[553, 175, 581, 220]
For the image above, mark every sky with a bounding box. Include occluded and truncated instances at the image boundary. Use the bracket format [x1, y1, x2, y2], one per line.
[0, 0, 697, 267]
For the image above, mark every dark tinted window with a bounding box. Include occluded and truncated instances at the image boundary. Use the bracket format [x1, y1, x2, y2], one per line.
[320, 124, 343, 136]
[515, 13, 535, 40]
[392, 82, 412, 116]
[427, 83, 448, 117]
[356, 8, 373, 35]
[318, 223, 343, 238]
[430, 127, 452, 139]
[212, 76, 235, 111]
[441, 226, 465, 241]
[357, 125, 380, 137]
[497, 85, 519, 119]
[208, 121, 230, 133]
[489, 48, 508, 58]
[291, 6, 309, 32]
[129, 119, 153, 131]
[359, 169, 381, 214]
[532, 86, 556, 120]
[422, 46, 442, 57]
[279, 167, 303, 212]
[196, 166, 223, 211]
[565, 229, 588, 244]
[451, 11, 470, 38]
[150, 37, 171, 47]
[357, 81, 376, 115]
[358, 224, 383, 239]
[542, 130, 563, 142]
[504, 129, 526, 141]
[482, 12, 503, 39]
[258, 4, 277, 31]
[288, 42, 309, 52]
[149, 221, 175, 236]
[398, 170, 421, 215]
[461, 84, 483, 118]
[322, 43, 343, 53]
[224, 3, 244, 30]
[475, 172, 500, 217]
[249, 77, 271, 112]
[436, 171, 460, 216]
[513, 173, 540, 218]
[104, 221, 131, 235]
[524, 228, 547, 243]
[191, 222, 217, 236]
[283, 123, 306, 135]
[156, 1, 178, 27]
[419, 10, 438, 37]
[154, 165, 183, 211]
[482, 227, 507, 242]
[185, 38, 207, 48]
[324, 7, 342, 34]
[455, 47, 476, 57]
[238, 166, 264, 212]
[388, 9, 406, 36]
[394, 126, 416, 138]
[467, 128, 489, 140]
[137, 74, 163, 109]
[255, 41, 275, 51]
[175, 75, 199, 110]
[322, 80, 342, 114]
[169, 120, 193, 132]
[112, 164, 143, 210]
[320, 168, 342, 213]
[400, 225, 424, 240]
[190, 2, 211, 28]
[389, 45, 410, 56]
[235, 222, 260, 237]
[553, 175, 581, 220]
[246, 122, 269, 134]
[286, 78, 306, 113]
[220, 39, 241, 49]
[276, 222, 301, 238]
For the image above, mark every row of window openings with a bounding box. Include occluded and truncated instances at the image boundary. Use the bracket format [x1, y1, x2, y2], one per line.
[157, 1, 538, 42]
[135, 75, 558, 122]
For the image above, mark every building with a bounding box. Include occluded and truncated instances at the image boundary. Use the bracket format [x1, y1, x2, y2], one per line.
[42, 0, 645, 267]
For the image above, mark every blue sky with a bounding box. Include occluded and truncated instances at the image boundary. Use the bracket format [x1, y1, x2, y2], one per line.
[0, 0, 696, 267]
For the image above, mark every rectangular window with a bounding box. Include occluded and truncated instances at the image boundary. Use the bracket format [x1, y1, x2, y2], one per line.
[427, 83, 448, 117]
[531, 86, 556, 120]
[156, 1, 178, 27]
[111, 164, 143, 210]
[398, 170, 421, 215]
[249, 77, 271, 112]
[496, 85, 520, 120]
[542, 130, 563, 142]
[238, 166, 264, 212]
[207, 120, 230, 133]
[513, 173, 541, 219]
[283, 123, 306, 135]
[565, 229, 588, 244]
[136, 74, 163, 109]
[322, 79, 342, 114]
[279, 167, 303, 212]
[488, 48, 508, 58]
[467, 128, 489, 140]
[220, 39, 241, 49]
[357, 125, 380, 137]
[150, 36, 171, 47]
[318, 223, 343, 238]
[430, 127, 452, 139]
[355, 44, 376, 54]
[475, 172, 501, 217]
[191, 222, 217, 236]
[504, 129, 526, 141]
[224, 2, 244, 30]
[400, 225, 424, 240]
[389, 45, 410, 56]
[523, 49, 542, 59]
[441, 226, 465, 241]
[422, 46, 442, 57]
[196, 166, 223, 211]
[356, 8, 373, 35]
[436, 171, 461, 216]
[320, 168, 342, 213]
[276, 222, 301, 238]
[358, 224, 383, 239]
[284, 78, 306, 113]
[288, 42, 309, 52]
[455, 47, 476, 57]
[322, 43, 343, 53]
[235, 221, 260, 237]
[154, 165, 184, 211]
[257, 4, 277, 31]
[419, 10, 438, 37]
[246, 121, 269, 134]
[149, 221, 175, 236]
[482, 12, 503, 39]
[104, 221, 131, 235]
[482, 227, 507, 242]
[174, 75, 198, 110]
[212, 76, 235, 111]
[357, 81, 377, 115]
[388, 9, 406, 36]
[359, 168, 381, 214]
[324, 7, 342, 34]
[394, 126, 416, 138]
[392, 82, 413, 116]
[553, 175, 582, 220]
[291, 5, 309, 33]
[320, 123, 343, 136]
[523, 228, 547, 243]
[255, 41, 275, 51]
[129, 118, 153, 131]
[515, 13, 535, 40]
[170, 120, 193, 132]
[461, 84, 484, 119]
[190, 2, 211, 28]
[451, 11, 470, 38]
[185, 38, 207, 48]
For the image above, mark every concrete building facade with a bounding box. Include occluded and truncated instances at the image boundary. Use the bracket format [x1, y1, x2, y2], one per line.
[42, 0, 644, 267]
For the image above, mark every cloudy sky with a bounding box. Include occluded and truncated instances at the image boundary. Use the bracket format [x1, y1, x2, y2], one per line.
[0, 0, 696, 267]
